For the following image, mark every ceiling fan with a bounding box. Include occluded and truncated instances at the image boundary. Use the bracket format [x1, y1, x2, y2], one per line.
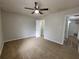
[24, 2, 48, 14]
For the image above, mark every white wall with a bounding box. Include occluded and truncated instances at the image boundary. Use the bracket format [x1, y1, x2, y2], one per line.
[77, 32, 79, 40]
[44, 7, 79, 44]
[2, 11, 36, 42]
[0, 9, 3, 55]
[77, 24, 79, 39]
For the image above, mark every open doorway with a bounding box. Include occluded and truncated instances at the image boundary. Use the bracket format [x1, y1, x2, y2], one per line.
[64, 15, 79, 51]
[36, 20, 45, 38]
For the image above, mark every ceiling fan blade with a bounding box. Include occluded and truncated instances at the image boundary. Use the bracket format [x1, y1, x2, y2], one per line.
[35, 2, 39, 9]
[74, 15, 79, 16]
[40, 8, 48, 11]
[35, 2, 38, 6]
[24, 7, 34, 10]
[39, 11, 43, 14]
[32, 11, 35, 14]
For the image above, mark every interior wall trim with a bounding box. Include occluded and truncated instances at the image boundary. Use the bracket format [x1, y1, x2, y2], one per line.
[4, 36, 35, 43]
[0, 42, 4, 56]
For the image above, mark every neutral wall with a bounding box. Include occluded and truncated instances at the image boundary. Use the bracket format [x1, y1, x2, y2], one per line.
[0, 9, 3, 55]
[77, 24, 79, 39]
[44, 7, 79, 44]
[2, 11, 36, 42]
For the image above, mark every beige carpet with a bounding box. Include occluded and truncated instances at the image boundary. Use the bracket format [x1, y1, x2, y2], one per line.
[1, 37, 79, 59]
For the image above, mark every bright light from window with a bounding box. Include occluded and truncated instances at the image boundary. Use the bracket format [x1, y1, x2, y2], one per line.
[68, 20, 71, 24]
[69, 16, 79, 19]
[69, 16, 76, 19]
[35, 10, 39, 14]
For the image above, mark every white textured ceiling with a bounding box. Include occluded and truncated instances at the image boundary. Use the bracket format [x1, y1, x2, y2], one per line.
[0, 0, 79, 18]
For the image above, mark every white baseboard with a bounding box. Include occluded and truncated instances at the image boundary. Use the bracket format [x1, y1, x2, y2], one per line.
[44, 37, 63, 45]
[4, 36, 35, 43]
[0, 36, 35, 56]
[0, 42, 4, 56]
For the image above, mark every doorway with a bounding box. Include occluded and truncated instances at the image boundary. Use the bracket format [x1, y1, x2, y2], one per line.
[36, 20, 45, 38]
[64, 15, 79, 51]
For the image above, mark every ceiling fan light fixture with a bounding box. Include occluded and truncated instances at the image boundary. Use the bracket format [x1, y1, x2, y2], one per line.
[35, 10, 39, 14]
[24, 2, 48, 14]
